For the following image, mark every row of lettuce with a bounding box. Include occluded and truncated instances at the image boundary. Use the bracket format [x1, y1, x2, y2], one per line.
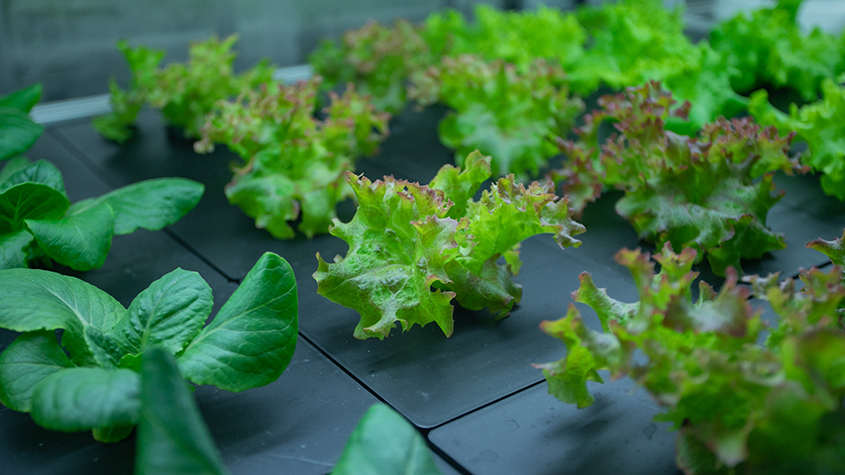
[0, 0, 844, 473]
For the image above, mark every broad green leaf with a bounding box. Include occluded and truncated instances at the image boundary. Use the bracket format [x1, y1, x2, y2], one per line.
[0, 107, 43, 161]
[114, 268, 212, 356]
[84, 325, 126, 369]
[91, 178, 204, 235]
[0, 159, 66, 195]
[0, 84, 42, 113]
[332, 404, 443, 475]
[0, 182, 69, 234]
[0, 331, 75, 412]
[30, 367, 140, 433]
[26, 201, 115, 271]
[0, 229, 34, 269]
[0, 268, 126, 364]
[0, 156, 32, 186]
[178, 252, 297, 392]
[135, 348, 230, 475]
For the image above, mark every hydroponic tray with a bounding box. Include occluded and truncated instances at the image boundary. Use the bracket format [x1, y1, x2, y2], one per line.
[1, 91, 841, 474]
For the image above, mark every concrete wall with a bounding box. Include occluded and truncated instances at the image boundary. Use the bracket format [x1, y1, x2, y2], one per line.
[0, 0, 506, 101]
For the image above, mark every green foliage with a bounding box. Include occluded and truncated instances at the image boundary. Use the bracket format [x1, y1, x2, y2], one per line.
[553, 82, 801, 275]
[196, 77, 389, 239]
[573, 0, 690, 90]
[94, 35, 275, 142]
[309, 20, 431, 113]
[314, 151, 584, 340]
[422, 5, 586, 75]
[537, 245, 845, 474]
[409, 55, 584, 179]
[0, 252, 298, 441]
[749, 78, 845, 200]
[0, 157, 204, 270]
[710, 0, 843, 100]
[0, 84, 44, 161]
[135, 348, 230, 475]
[331, 404, 443, 475]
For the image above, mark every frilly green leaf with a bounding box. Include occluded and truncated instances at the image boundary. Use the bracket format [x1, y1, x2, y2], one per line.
[315, 153, 584, 339]
[540, 244, 845, 472]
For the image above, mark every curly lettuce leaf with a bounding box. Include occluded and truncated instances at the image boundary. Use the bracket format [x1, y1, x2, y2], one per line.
[409, 55, 584, 179]
[94, 35, 275, 142]
[749, 79, 845, 200]
[710, 0, 843, 100]
[315, 172, 458, 340]
[571, 0, 694, 93]
[538, 245, 845, 473]
[554, 82, 800, 275]
[422, 5, 586, 74]
[198, 78, 389, 239]
[315, 151, 584, 339]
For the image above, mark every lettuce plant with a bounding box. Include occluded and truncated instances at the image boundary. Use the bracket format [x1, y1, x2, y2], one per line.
[574, 0, 747, 128]
[553, 82, 802, 275]
[749, 78, 845, 200]
[195, 77, 389, 239]
[309, 20, 431, 114]
[0, 84, 43, 161]
[94, 35, 275, 142]
[0, 252, 298, 442]
[409, 55, 583, 180]
[421, 5, 586, 78]
[314, 151, 585, 340]
[572, 0, 693, 92]
[0, 157, 203, 270]
[710, 0, 843, 100]
[537, 245, 845, 474]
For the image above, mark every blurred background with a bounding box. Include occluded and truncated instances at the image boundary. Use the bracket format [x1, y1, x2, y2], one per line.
[1, 0, 843, 103]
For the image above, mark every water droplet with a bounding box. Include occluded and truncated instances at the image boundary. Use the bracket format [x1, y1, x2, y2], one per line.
[643, 423, 657, 441]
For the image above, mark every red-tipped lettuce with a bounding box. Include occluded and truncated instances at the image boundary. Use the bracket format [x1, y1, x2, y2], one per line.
[314, 151, 584, 340]
[196, 78, 389, 239]
[409, 55, 584, 179]
[538, 244, 845, 473]
[553, 82, 802, 275]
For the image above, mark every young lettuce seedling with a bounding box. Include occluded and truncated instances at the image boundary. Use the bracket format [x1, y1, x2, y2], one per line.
[750, 78, 845, 201]
[409, 55, 584, 180]
[309, 20, 432, 114]
[537, 244, 845, 474]
[314, 151, 585, 340]
[0, 252, 298, 442]
[0, 157, 203, 270]
[553, 81, 803, 275]
[94, 35, 275, 142]
[195, 77, 389, 239]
